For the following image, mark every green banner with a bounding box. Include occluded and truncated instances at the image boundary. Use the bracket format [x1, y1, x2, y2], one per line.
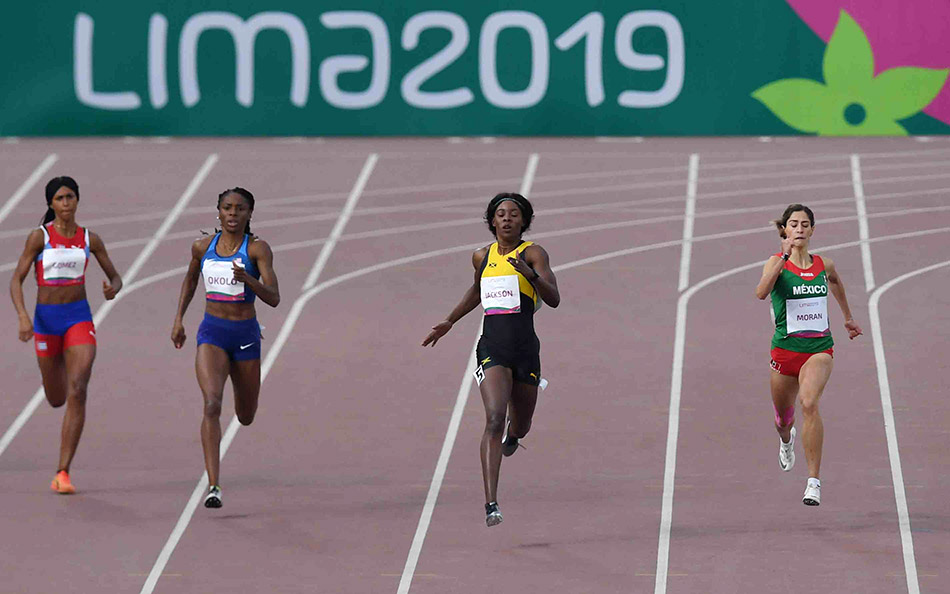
[2, 1, 948, 135]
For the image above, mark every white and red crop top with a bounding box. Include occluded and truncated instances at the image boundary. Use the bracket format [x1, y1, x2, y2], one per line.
[35, 224, 90, 287]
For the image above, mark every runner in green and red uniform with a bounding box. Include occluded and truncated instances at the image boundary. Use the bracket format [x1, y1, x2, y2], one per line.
[754, 204, 863, 506]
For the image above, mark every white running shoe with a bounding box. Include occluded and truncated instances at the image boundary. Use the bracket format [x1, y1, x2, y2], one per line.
[485, 502, 503, 527]
[779, 427, 796, 472]
[802, 481, 820, 506]
[204, 485, 222, 508]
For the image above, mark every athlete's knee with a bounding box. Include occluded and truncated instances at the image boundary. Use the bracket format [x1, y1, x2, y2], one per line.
[203, 397, 223, 419]
[514, 418, 532, 438]
[773, 405, 795, 429]
[66, 380, 88, 405]
[236, 409, 256, 426]
[484, 410, 506, 436]
[800, 397, 820, 417]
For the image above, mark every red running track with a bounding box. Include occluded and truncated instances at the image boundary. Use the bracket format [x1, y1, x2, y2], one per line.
[0, 136, 948, 594]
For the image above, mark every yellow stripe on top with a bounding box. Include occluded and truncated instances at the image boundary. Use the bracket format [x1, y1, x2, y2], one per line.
[481, 241, 539, 309]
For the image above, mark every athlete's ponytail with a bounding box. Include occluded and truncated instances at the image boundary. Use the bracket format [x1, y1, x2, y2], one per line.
[42, 176, 79, 225]
[217, 187, 255, 235]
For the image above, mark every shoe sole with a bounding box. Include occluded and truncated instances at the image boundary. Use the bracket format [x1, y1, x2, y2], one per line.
[486, 513, 503, 527]
[502, 441, 518, 457]
[803, 498, 820, 506]
[204, 497, 222, 509]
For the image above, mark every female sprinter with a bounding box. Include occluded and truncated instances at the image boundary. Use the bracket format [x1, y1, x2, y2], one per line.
[422, 193, 560, 526]
[171, 188, 279, 508]
[754, 204, 862, 506]
[9, 176, 123, 494]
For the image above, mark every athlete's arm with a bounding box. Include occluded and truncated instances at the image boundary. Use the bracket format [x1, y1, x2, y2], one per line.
[516, 244, 560, 308]
[171, 239, 206, 349]
[824, 256, 863, 340]
[8, 230, 44, 342]
[89, 231, 123, 300]
[240, 239, 280, 308]
[421, 247, 487, 347]
[755, 235, 795, 299]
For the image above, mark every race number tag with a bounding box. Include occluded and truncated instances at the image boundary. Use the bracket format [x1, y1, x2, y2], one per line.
[42, 247, 86, 282]
[481, 275, 520, 315]
[785, 296, 829, 337]
[474, 365, 485, 385]
[203, 258, 245, 301]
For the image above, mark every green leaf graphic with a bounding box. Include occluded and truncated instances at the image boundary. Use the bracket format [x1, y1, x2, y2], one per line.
[871, 67, 950, 120]
[752, 79, 832, 133]
[753, 9, 944, 136]
[822, 10, 874, 95]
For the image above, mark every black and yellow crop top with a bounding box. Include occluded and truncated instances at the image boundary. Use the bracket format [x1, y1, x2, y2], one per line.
[478, 241, 540, 348]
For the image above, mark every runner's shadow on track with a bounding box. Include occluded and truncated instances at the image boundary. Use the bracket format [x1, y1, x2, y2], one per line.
[208, 514, 251, 520]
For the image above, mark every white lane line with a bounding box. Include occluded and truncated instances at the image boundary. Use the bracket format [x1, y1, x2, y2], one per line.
[0, 154, 217, 460]
[139, 155, 378, 594]
[303, 154, 378, 289]
[397, 153, 539, 594]
[0, 154, 58, 228]
[395, 322, 482, 594]
[521, 154, 539, 196]
[651, 228, 950, 594]
[852, 154, 876, 291]
[869, 261, 950, 594]
[677, 154, 699, 291]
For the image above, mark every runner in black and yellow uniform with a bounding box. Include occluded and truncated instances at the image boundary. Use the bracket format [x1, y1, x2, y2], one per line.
[755, 204, 863, 507]
[423, 193, 560, 527]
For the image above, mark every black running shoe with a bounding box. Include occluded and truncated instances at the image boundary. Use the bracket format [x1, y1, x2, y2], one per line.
[485, 501, 503, 527]
[204, 485, 222, 508]
[502, 435, 520, 457]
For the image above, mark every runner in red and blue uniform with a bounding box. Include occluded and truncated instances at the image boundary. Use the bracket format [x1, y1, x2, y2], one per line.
[755, 204, 863, 506]
[171, 187, 279, 509]
[9, 176, 123, 494]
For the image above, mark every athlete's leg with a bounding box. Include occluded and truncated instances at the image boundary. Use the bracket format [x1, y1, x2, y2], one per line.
[58, 343, 96, 472]
[770, 372, 799, 443]
[37, 353, 68, 408]
[797, 353, 833, 479]
[479, 365, 513, 504]
[508, 381, 539, 440]
[229, 359, 261, 426]
[196, 344, 231, 487]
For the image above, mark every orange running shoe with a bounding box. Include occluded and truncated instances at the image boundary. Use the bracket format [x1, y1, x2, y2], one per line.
[50, 470, 76, 494]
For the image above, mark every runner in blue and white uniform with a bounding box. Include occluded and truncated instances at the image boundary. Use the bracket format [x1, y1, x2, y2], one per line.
[171, 188, 280, 508]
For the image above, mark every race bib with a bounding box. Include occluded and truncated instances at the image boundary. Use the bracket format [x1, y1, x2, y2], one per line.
[786, 296, 829, 337]
[481, 275, 520, 315]
[42, 247, 86, 281]
[203, 258, 245, 301]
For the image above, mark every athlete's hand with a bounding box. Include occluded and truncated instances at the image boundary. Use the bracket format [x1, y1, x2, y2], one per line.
[422, 320, 453, 347]
[102, 280, 119, 300]
[232, 260, 248, 283]
[507, 250, 537, 281]
[17, 315, 33, 343]
[780, 234, 795, 257]
[844, 318, 863, 340]
[171, 321, 187, 349]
